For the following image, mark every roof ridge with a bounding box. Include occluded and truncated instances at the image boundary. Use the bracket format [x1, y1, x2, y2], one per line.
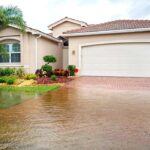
[48, 17, 88, 29]
[64, 19, 150, 35]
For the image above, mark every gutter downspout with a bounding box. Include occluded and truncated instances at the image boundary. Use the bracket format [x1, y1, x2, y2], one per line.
[35, 34, 41, 70]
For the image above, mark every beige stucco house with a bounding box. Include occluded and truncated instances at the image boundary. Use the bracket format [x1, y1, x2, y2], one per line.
[1, 17, 150, 77]
[0, 25, 62, 73]
[62, 20, 150, 77]
[48, 17, 88, 38]
[48, 17, 88, 69]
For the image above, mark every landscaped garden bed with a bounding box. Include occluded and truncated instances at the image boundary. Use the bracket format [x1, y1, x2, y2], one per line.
[37, 76, 73, 84]
[0, 54, 78, 108]
[0, 55, 78, 87]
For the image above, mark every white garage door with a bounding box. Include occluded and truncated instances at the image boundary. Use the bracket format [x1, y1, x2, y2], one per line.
[81, 43, 150, 77]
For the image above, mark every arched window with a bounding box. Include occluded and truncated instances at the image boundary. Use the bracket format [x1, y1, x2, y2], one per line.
[0, 43, 21, 63]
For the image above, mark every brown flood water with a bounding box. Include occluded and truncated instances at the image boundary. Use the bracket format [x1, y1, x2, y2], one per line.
[0, 78, 150, 150]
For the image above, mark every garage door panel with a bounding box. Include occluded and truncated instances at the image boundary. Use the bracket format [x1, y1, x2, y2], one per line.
[81, 43, 150, 77]
[82, 64, 150, 70]
[82, 57, 150, 64]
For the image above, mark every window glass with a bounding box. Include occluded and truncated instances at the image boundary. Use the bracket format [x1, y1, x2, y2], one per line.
[0, 55, 9, 63]
[0, 44, 9, 63]
[0, 43, 21, 63]
[4, 44, 9, 52]
[12, 43, 20, 52]
[11, 53, 20, 62]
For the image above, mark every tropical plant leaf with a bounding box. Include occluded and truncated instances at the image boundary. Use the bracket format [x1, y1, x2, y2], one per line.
[0, 5, 26, 31]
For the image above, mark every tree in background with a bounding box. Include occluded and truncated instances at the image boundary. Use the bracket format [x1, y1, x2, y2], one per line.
[0, 5, 26, 31]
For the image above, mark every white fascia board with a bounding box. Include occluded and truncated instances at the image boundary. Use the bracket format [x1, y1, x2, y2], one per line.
[48, 18, 88, 29]
[64, 28, 150, 37]
[9, 25, 61, 43]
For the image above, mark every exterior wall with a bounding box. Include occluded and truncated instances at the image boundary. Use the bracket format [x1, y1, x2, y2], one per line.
[0, 27, 22, 68]
[0, 27, 62, 73]
[22, 33, 36, 73]
[37, 37, 62, 70]
[63, 47, 68, 69]
[52, 21, 81, 37]
[68, 32, 150, 68]
[0, 27, 20, 37]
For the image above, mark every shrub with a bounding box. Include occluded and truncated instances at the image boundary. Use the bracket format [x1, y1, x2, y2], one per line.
[4, 68, 15, 76]
[40, 55, 57, 77]
[6, 76, 16, 85]
[0, 68, 5, 76]
[51, 75, 57, 81]
[6, 79, 15, 85]
[15, 68, 25, 77]
[43, 55, 56, 64]
[0, 77, 6, 83]
[0, 68, 15, 76]
[25, 74, 37, 80]
[35, 69, 43, 77]
[67, 65, 76, 76]
[54, 69, 69, 77]
[0, 68, 26, 77]
[41, 64, 52, 72]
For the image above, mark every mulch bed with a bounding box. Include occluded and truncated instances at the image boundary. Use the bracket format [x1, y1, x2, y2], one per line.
[37, 76, 74, 84]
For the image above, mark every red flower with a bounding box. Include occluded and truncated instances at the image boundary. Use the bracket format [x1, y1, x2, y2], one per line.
[74, 68, 79, 73]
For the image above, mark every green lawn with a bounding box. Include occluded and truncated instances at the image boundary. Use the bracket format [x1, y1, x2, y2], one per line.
[0, 84, 60, 93]
[0, 84, 60, 109]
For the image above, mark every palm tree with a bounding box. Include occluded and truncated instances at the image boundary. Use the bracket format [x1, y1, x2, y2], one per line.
[0, 5, 26, 31]
[0, 6, 26, 58]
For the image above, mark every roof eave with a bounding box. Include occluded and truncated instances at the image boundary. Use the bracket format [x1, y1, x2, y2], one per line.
[48, 17, 88, 30]
[63, 28, 150, 37]
[9, 25, 61, 43]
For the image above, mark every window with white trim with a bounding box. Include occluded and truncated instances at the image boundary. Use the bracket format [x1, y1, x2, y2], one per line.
[0, 43, 21, 63]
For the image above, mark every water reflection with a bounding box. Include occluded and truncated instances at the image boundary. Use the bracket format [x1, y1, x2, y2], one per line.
[0, 81, 150, 150]
[0, 90, 39, 109]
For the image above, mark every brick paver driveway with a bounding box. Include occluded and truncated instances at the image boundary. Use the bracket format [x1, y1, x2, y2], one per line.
[0, 77, 150, 150]
[67, 76, 150, 90]
[64, 77, 150, 149]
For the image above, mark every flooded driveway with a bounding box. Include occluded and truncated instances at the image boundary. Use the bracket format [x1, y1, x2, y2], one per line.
[0, 77, 150, 150]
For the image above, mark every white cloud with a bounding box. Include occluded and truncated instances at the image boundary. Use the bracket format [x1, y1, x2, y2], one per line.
[0, 0, 150, 33]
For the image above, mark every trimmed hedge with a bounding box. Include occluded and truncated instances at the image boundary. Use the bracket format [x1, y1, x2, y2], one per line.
[0, 76, 16, 85]
[0, 67, 25, 76]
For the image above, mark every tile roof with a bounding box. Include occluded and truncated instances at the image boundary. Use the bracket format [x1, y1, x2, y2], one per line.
[64, 20, 150, 34]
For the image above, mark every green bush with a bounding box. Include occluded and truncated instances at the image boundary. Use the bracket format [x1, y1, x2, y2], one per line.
[0, 68, 15, 76]
[5, 76, 16, 85]
[15, 68, 25, 77]
[4, 68, 15, 76]
[41, 64, 52, 72]
[0, 67, 25, 77]
[0, 68, 5, 76]
[25, 74, 37, 80]
[67, 65, 76, 76]
[43, 55, 56, 64]
[51, 75, 57, 81]
[6, 79, 15, 85]
[0, 77, 6, 83]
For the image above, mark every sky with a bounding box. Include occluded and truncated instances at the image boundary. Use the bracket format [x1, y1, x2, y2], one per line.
[0, 0, 150, 32]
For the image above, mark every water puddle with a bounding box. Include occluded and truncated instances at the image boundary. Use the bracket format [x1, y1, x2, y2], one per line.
[0, 90, 39, 109]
